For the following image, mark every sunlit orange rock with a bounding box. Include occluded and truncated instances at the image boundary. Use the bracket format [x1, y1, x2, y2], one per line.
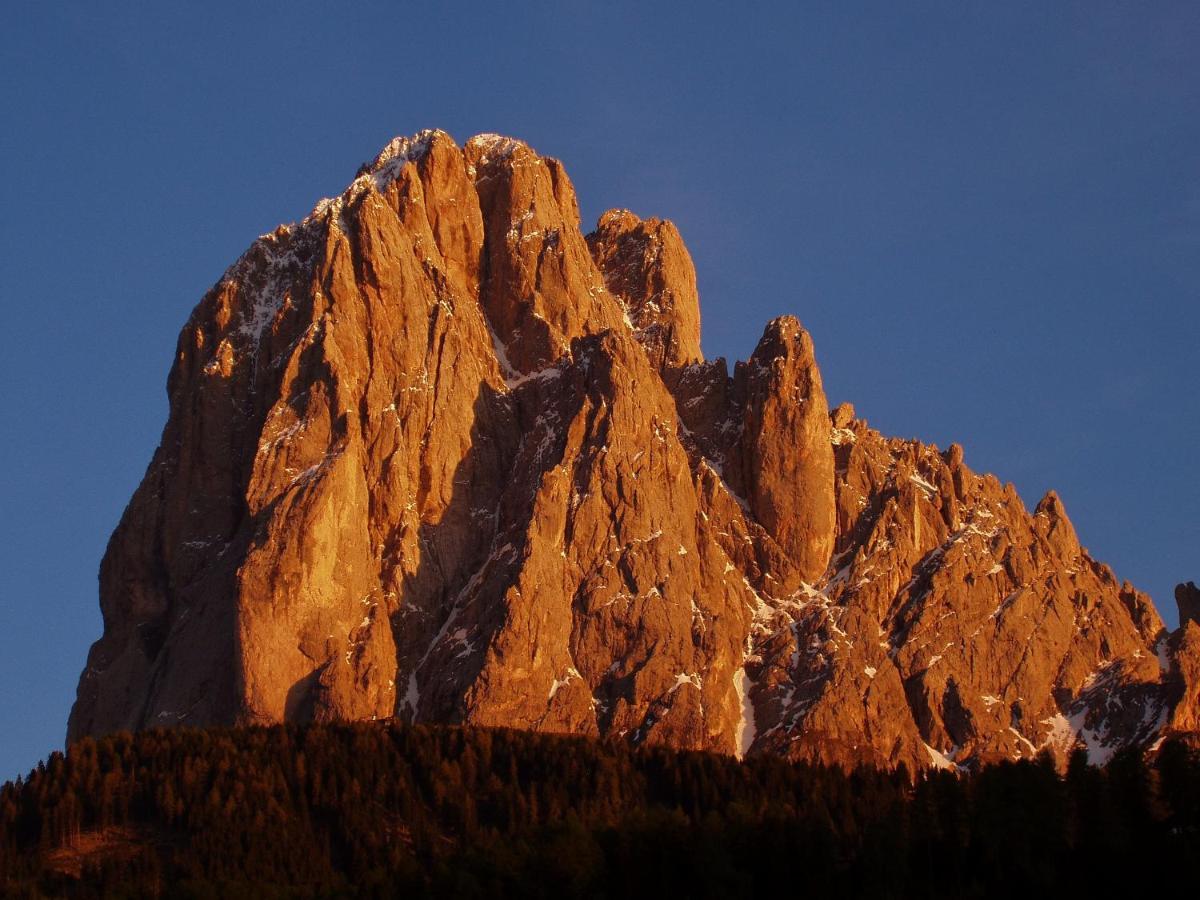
[69, 131, 1199, 770]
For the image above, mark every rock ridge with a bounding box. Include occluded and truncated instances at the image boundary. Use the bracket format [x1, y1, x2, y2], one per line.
[69, 130, 1200, 771]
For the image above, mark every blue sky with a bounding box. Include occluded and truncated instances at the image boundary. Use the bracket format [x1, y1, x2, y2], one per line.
[1, 1, 1196, 781]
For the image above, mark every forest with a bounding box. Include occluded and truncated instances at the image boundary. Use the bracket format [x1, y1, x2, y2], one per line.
[1, 722, 1198, 898]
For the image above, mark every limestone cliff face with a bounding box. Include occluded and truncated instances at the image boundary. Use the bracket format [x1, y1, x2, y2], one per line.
[69, 130, 1199, 769]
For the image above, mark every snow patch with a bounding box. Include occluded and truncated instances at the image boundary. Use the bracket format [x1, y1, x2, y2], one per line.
[672, 672, 703, 692]
[831, 427, 856, 446]
[909, 473, 938, 496]
[733, 667, 757, 760]
[1040, 712, 1075, 752]
[1156, 637, 1171, 674]
[548, 667, 582, 700]
[923, 743, 959, 772]
[403, 673, 420, 718]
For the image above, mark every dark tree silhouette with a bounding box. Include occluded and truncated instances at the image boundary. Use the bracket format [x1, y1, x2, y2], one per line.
[0, 723, 1196, 898]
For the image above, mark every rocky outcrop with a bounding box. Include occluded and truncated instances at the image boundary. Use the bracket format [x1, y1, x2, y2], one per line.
[1164, 584, 1200, 741]
[1177, 582, 1200, 629]
[69, 130, 1200, 770]
[585, 209, 702, 379]
[733, 317, 836, 584]
[743, 414, 1174, 769]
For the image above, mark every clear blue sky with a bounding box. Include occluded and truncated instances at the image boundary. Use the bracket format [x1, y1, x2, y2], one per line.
[2, 1, 1196, 782]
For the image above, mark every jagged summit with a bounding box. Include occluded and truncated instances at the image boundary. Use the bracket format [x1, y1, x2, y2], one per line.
[364, 128, 445, 169]
[70, 131, 1200, 770]
[464, 132, 527, 162]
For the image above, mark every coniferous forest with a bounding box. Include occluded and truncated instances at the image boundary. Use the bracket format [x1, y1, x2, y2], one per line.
[1, 723, 1198, 898]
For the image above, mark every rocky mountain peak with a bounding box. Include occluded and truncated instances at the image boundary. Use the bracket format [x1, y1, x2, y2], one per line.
[1178, 582, 1200, 628]
[586, 208, 702, 378]
[464, 132, 529, 165]
[69, 130, 1200, 770]
[356, 128, 445, 183]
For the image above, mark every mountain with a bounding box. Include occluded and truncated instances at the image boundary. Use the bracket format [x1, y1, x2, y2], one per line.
[68, 130, 1200, 771]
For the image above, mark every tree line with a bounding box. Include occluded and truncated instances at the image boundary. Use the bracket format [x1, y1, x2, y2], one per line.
[1, 722, 1197, 897]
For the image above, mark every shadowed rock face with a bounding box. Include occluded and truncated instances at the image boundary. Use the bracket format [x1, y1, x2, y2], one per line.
[69, 130, 1199, 770]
